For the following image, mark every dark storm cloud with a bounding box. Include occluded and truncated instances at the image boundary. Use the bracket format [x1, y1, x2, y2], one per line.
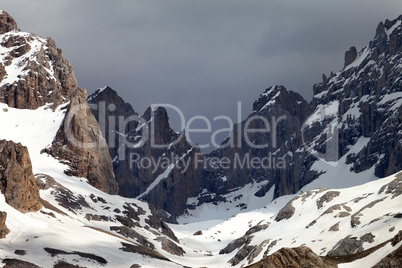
[2, 0, 402, 149]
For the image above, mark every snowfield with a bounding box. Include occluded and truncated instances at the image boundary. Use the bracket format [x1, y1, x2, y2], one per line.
[0, 103, 401, 267]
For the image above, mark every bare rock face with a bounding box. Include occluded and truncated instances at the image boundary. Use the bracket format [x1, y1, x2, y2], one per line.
[88, 87, 203, 216]
[0, 13, 80, 110]
[155, 237, 185, 256]
[89, 14, 402, 218]
[275, 196, 299, 222]
[344, 46, 358, 67]
[247, 246, 337, 268]
[45, 94, 119, 194]
[0, 211, 9, 238]
[372, 245, 402, 268]
[87, 86, 138, 158]
[0, 11, 19, 34]
[327, 233, 375, 256]
[0, 140, 41, 212]
[372, 230, 402, 268]
[205, 85, 311, 205]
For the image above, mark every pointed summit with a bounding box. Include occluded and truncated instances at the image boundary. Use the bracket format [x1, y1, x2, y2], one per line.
[0, 10, 19, 34]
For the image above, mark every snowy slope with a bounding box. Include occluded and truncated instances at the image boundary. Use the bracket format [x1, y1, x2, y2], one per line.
[1, 10, 402, 268]
[0, 103, 185, 267]
[2, 98, 401, 268]
[169, 171, 402, 267]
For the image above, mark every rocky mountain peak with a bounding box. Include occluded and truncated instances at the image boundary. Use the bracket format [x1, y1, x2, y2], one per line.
[253, 85, 310, 122]
[143, 106, 173, 135]
[0, 10, 19, 34]
[253, 85, 285, 112]
[344, 46, 357, 68]
[88, 86, 138, 158]
[0, 11, 83, 110]
[370, 14, 402, 56]
[88, 86, 130, 107]
[384, 15, 402, 33]
[0, 12, 119, 195]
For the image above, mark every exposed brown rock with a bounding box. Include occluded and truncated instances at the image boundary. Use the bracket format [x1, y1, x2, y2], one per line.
[145, 204, 179, 242]
[119, 242, 169, 261]
[391, 230, 402, 246]
[44, 247, 107, 265]
[2, 259, 40, 268]
[155, 237, 185, 256]
[275, 196, 299, 221]
[329, 222, 340, 232]
[0, 211, 9, 238]
[36, 170, 91, 213]
[316, 191, 341, 209]
[220, 236, 249, 255]
[328, 233, 375, 256]
[247, 246, 337, 268]
[0, 34, 82, 110]
[229, 245, 255, 266]
[0, 11, 19, 34]
[193, 230, 203, 236]
[0, 12, 118, 195]
[351, 197, 387, 227]
[220, 221, 270, 265]
[248, 240, 271, 264]
[110, 226, 155, 249]
[372, 245, 402, 268]
[0, 140, 41, 212]
[45, 94, 119, 194]
[378, 172, 402, 199]
[0, 63, 6, 81]
[372, 231, 402, 267]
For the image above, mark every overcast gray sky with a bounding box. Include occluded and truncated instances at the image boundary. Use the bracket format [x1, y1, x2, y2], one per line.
[2, 0, 402, 150]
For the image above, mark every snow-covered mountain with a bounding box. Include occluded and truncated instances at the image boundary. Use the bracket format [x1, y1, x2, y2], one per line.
[167, 171, 402, 267]
[0, 10, 185, 267]
[88, 87, 203, 219]
[180, 14, 402, 221]
[0, 9, 402, 268]
[88, 14, 402, 223]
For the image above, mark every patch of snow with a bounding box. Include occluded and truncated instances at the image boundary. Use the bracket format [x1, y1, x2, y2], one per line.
[0, 32, 46, 87]
[98, 86, 108, 93]
[304, 100, 339, 127]
[303, 136, 376, 191]
[377, 91, 402, 111]
[259, 91, 281, 112]
[179, 182, 275, 224]
[386, 20, 402, 36]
